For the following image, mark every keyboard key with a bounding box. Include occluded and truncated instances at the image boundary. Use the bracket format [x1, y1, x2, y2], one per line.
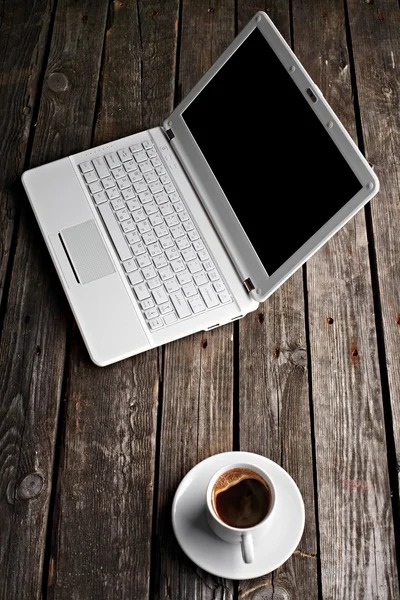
[106, 187, 120, 200]
[149, 213, 163, 226]
[141, 298, 154, 310]
[160, 202, 173, 216]
[122, 258, 137, 273]
[105, 152, 121, 169]
[139, 190, 152, 204]
[154, 192, 168, 205]
[159, 301, 173, 315]
[170, 290, 191, 318]
[128, 271, 143, 286]
[151, 156, 162, 167]
[154, 223, 168, 237]
[208, 269, 220, 282]
[164, 278, 180, 293]
[155, 165, 166, 176]
[179, 210, 189, 222]
[126, 231, 140, 244]
[149, 317, 163, 330]
[134, 181, 147, 194]
[117, 175, 131, 189]
[171, 224, 185, 239]
[84, 170, 98, 184]
[137, 219, 151, 234]
[188, 295, 206, 314]
[164, 312, 178, 325]
[111, 198, 125, 211]
[171, 258, 185, 273]
[137, 253, 151, 268]
[146, 148, 157, 158]
[129, 171, 143, 184]
[130, 143, 143, 153]
[93, 191, 108, 205]
[160, 174, 170, 185]
[177, 270, 192, 285]
[126, 198, 140, 211]
[113, 166, 125, 179]
[144, 202, 158, 216]
[193, 239, 204, 251]
[164, 213, 179, 227]
[219, 291, 231, 303]
[144, 171, 158, 183]
[132, 208, 146, 223]
[134, 283, 150, 301]
[187, 259, 202, 274]
[174, 201, 184, 213]
[89, 180, 102, 194]
[148, 242, 162, 257]
[193, 271, 208, 286]
[118, 148, 133, 162]
[135, 151, 147, 163]
[200, 283, 220, 308]
[183, 220, 194, 232]
[142, 231, 157, 245]
[203, 259, 215, 272]
[98, 202, 132, 261]
[159, 266, 173, 281]
[164, 182, 175, 194]
[122, 187, 136, 201]
[142, 265, 157, 280]
[160, 235, 174, 249]
[213, 280, 225, 292]
[182, 283, 197, 298]
[124, 159, 138, 172]
[102, 176, 115, 189]
[153, 253, 168, 269]
[145, 307, 159, 320]
[142, 140, 153, 150]
[153, 286, 168, 305]
[176, 236, 190, 250]
[148, 276, 162, 290]
[93, 157, 110, 178]
[79, 161, 93, 173]
[121, 218, 135, 233]
[165, 246, 180, 261]
[188, 229, 199, 241]
[139, 160, 153, 173]
[131, 241, 146, 256]
[169, 192, 180, 203]
[116, 208, 130, 222]
[149, 181, 163, 194]
[181, 247, 196, 262]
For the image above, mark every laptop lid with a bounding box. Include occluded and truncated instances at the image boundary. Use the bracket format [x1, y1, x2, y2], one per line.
[164, 11, 379, 303]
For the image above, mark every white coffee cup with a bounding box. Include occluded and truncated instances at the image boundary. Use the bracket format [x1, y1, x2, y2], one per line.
[206, 462, 276, 564]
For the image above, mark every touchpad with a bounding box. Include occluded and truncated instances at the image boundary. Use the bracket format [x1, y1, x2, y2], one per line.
[59, 220, 115, 284]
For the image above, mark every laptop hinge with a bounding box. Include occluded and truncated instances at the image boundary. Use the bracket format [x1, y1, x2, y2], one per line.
[165, 128, 175, 141]
[244, 277, 255, 293]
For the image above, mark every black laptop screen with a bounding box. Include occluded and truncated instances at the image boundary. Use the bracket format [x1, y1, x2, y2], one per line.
[182, 28, 362, 275]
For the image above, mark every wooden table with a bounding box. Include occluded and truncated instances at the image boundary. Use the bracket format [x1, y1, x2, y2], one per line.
[1, 1, 399, 598]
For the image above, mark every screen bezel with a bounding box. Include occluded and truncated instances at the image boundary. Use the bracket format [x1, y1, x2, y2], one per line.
[164, 11, 379, 302]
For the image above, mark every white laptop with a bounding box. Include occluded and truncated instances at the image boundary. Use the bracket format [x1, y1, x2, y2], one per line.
[22, 12, 379, 366]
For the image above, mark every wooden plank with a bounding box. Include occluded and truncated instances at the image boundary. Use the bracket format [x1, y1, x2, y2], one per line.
[0, 2, 110, 599]
[346, 0, 400, 532]
[236, 5, 318, 599]
[292, 0, 399, 597]
[153, 2, 236, 598]
[0, 0, 52, 310]
[47, 2, 179, 598]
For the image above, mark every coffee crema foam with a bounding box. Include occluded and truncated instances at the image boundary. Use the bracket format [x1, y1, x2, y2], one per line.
[212, 468, 271, 528]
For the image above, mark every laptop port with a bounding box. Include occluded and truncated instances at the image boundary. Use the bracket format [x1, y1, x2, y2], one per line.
[306, 87, 318, 103]
[231, 315, 243, 321]
[207, 323, 220, 330]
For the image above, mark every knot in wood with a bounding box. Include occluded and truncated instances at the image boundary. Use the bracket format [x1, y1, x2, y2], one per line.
[291, 348, 307, 368]
[16, 473, 44, 500]
[47, 72, 69, 92]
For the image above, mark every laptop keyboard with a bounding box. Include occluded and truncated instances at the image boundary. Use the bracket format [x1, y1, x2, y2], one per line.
[78, 137, 232, 331]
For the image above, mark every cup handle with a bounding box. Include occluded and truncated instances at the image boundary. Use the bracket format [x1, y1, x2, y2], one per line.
[241, 532, 254, 564]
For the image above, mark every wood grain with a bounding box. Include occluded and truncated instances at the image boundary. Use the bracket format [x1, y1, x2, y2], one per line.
[293, 0, 399, 597]
[0, 2, 110, 599]
[153, 2, 236, 597]
[236, 5, 318, 599]
[346, 0, 400, 521]
[0, 0, 53, 311]
[47, 1, 179, 598]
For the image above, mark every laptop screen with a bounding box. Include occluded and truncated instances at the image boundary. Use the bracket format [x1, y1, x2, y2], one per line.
[182, 28, 362, 276]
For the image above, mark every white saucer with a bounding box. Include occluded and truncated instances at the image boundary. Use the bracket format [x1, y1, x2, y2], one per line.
[172, 451, 305, 580]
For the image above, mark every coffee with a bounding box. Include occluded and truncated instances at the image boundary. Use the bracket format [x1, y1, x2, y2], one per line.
[211, 468, 271, 528]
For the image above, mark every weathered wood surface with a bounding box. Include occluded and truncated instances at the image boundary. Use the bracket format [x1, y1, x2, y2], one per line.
[153, 2, 235, 598]
[0, 1, 400, 599]
[236, 3, 319, 599]
[347, 0, 400, 531]
[46, 1, 178, 599]
[293, 0, 399, 598]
